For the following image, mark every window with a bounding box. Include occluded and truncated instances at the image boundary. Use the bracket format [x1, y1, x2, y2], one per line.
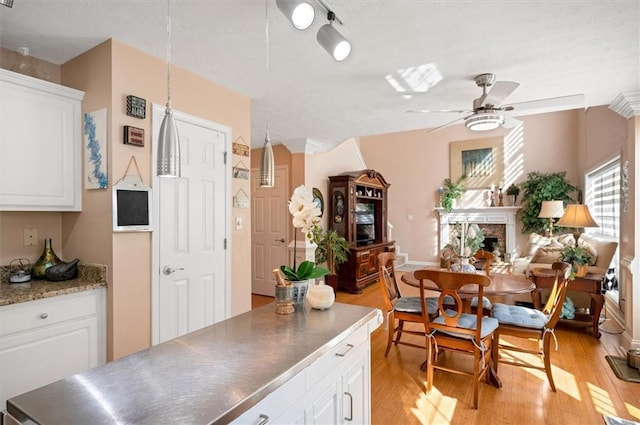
[585, 156, 620, 270]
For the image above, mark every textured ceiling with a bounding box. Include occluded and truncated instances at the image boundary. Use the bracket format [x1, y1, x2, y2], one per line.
[1, 1, 638, 151]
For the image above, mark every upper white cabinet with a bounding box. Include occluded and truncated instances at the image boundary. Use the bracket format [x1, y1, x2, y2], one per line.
[0, 69, 85, 211]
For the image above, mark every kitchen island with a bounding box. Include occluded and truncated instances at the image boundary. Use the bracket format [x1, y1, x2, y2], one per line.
[6, 302, 382, 424]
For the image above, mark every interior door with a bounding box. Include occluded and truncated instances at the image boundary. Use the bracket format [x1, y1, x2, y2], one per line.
[152, 105, 230, 345]
[251, 165, 288, 296]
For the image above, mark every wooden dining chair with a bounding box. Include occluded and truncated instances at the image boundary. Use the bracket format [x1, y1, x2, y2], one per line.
[414, 269, 499, 409]
[378, 252, 438, 356]
[473, 249, 494, 275]
[490, 261, 571, 391]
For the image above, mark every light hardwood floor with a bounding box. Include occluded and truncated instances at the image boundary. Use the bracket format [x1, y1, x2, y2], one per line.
[252, 280, 639, 425]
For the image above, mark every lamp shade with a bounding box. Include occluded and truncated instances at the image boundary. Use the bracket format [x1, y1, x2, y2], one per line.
[259, 134, 275, 187]
[538, 200, 565, 218]
[317, 23, 351, 61]
[556, 204, 599, 228]
[276, 0, 314, 30]
[157, 107, 181, 177]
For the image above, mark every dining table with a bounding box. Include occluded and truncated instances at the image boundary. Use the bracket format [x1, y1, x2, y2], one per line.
[399, 265, 536, 388]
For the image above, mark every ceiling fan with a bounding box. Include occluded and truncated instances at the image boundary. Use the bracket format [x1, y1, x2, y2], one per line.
[408, 73, 585, 132]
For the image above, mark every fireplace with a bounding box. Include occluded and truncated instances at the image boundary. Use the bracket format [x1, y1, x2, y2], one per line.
[435, 207, 520, 256]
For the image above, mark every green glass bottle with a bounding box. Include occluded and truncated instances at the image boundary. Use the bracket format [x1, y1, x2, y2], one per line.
[32, 238, 61, 279]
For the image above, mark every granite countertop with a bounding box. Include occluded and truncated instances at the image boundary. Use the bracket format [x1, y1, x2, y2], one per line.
[7, 302, 382, 425]
[0, 263, 107, 306]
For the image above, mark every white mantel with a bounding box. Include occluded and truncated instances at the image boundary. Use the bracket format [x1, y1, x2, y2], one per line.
[434, 207, 521, 254]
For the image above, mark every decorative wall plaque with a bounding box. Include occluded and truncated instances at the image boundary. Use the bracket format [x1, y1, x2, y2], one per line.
[232, 161, 250, 179]
[124, 126, 145, 147]
[126, 95, 146, 119]
[232, 136, 250, 157]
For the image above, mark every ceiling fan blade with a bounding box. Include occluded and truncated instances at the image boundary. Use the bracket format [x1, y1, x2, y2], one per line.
[482, 81, 520, 107]
[427, 115, 473, 133]
[504, 94, 585, 113]
[502, 115, 523, 129]
[407, 109, 471, 114]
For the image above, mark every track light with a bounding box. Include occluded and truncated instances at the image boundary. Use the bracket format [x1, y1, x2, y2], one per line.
[317, 11, 351, 61]
[276, 0, 314, 30]
[0, 0, 14, 8]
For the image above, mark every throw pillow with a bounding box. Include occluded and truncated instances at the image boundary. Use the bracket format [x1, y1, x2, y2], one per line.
[522, 233, 553, 258]
[556, 233, 575, 246]
[531, 247, 564, 264]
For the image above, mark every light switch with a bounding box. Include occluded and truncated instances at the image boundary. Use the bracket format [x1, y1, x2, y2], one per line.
[407, 215, 414, 221]
[236, 217, 243, 230]
[24, 228, 38, 246]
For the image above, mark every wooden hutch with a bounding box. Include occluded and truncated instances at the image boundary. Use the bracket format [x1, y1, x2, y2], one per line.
[328, 170, 395, 293]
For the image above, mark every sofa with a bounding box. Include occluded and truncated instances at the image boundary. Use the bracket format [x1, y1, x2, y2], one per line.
[512, 232, 618, 277]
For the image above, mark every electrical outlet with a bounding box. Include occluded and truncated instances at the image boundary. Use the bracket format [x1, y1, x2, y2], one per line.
[23, 228, 38, 246]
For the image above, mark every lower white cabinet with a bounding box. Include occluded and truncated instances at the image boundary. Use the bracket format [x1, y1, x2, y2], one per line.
[233, 318, 373, 425]
[0, 289, 106, 410]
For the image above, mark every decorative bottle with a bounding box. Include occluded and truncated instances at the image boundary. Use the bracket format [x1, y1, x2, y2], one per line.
[32, 238, 62, 279]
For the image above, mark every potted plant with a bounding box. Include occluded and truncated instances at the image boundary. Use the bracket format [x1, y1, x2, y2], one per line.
[280, 185, 330, 304]
[519, 171, 577, 234]
[312, 228, 351, 293]
[442, 176, 466, 213]
[560, 245, 593, 278]
[506, 183, 520, 206]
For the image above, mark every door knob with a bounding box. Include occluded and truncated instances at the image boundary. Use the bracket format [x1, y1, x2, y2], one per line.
[163, 266, 184, 275]
[275, 238, 285, 243]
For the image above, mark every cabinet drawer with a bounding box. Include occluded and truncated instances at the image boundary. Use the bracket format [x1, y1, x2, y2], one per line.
[306, 324, 368, 391]
[0, 292, 98, 336]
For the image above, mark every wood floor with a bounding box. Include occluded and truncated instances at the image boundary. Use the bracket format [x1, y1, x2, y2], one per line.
[251, 279, 639, 425]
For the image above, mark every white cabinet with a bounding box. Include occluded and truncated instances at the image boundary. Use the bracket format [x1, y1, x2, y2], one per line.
[233, 317, 374, 425]
[0, 69, 84, 211]
[0, 289, 106, 409]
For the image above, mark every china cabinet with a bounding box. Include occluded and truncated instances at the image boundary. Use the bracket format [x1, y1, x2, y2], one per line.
[328, 170, 395, 293]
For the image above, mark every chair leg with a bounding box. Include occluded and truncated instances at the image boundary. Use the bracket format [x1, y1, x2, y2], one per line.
[542, 333, 556, 392]
[426, 338, 434, 393]
[394, 320, 405, 346]
[472, 349, 480, 409]
[384, 312, 395, 356]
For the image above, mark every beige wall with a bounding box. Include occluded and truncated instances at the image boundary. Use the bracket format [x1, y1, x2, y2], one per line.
[2, 39, 252, 361]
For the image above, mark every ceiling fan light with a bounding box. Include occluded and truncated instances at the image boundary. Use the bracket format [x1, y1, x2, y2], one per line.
[276, 0, 314, 30]
[317, 23, 351, 61]
[465, 113, 505, 131]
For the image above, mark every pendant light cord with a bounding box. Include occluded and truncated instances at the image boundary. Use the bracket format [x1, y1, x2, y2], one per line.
[166, 0, 172, 109]
[265, 0, 270, 139]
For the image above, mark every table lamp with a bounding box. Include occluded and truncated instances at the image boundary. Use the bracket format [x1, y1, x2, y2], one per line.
[556, 204, 599, 246]
[538, 200, 565, 237]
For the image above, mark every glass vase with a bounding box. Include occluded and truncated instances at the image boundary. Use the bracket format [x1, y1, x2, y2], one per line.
[32, 238, 62, 279]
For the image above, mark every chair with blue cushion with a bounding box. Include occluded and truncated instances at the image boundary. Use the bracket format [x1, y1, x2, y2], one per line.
[378, 252, 438, 357]
[414, 269, 499, 409]
[490, 261, 571, 391]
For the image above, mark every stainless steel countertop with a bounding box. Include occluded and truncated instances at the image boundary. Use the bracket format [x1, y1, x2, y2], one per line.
[7, 302, 381, 424]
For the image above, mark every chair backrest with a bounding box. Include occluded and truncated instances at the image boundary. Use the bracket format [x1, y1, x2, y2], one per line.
[473, 250, 495, 275]
[542, 262, 572, 328]
[378, 252, 401, 311]
[414, 269, 491, 341]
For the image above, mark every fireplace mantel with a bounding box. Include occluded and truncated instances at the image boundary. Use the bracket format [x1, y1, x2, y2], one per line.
[434, 207, 521, 254]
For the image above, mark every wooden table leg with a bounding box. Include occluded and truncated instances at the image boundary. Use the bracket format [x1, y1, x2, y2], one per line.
[487, 331, 502, 388]
[531, 289, 542, 309]
[590, 293, 604, 339]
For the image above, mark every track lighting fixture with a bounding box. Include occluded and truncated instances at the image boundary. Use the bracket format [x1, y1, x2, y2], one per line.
[317, 11, 351, 61]
[0, 0, 14, 8]
[276, 0, 315, 30]
[157, 0, 181, 177]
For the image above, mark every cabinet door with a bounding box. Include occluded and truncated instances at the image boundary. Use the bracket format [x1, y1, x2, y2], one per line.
[0, 316, 98, 408]
[0, 70, 84, 211]
[342, 353, 368, 424]
[305, 380, 341, 425]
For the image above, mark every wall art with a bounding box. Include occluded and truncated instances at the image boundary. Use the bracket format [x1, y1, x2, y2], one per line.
[449, 136, 504, 189]
[84, 108, 108, 189]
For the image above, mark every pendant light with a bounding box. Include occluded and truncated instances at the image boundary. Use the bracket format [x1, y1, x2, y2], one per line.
[259, 0, 275, 188]
[157, 0, 181, 178]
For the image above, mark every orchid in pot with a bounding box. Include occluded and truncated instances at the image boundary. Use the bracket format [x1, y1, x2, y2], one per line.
[280, 185, 330, 304]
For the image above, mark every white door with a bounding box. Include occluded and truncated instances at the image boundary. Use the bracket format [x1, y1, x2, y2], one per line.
[152, 105, 230, 345]
[251, 165, 288, 296]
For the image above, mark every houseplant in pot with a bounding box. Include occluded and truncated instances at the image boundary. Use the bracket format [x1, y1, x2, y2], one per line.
[442, 175, 466, 213]
[560, 245, 593, 278]
[280, 185, 330, 304]
[519, 171, 577, 234]
[311, 227, 350, 293]
[506, 183, 520, 206]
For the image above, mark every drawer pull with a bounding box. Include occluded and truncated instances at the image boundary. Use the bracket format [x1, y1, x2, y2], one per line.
[257, 413, 269, 424]
[344, 391, 353, 421]
[40, 313, 48, 319]
[335, 343, 355, 357]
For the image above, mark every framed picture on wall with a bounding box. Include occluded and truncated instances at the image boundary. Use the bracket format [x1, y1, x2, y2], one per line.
[449, 136, 504, 189]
